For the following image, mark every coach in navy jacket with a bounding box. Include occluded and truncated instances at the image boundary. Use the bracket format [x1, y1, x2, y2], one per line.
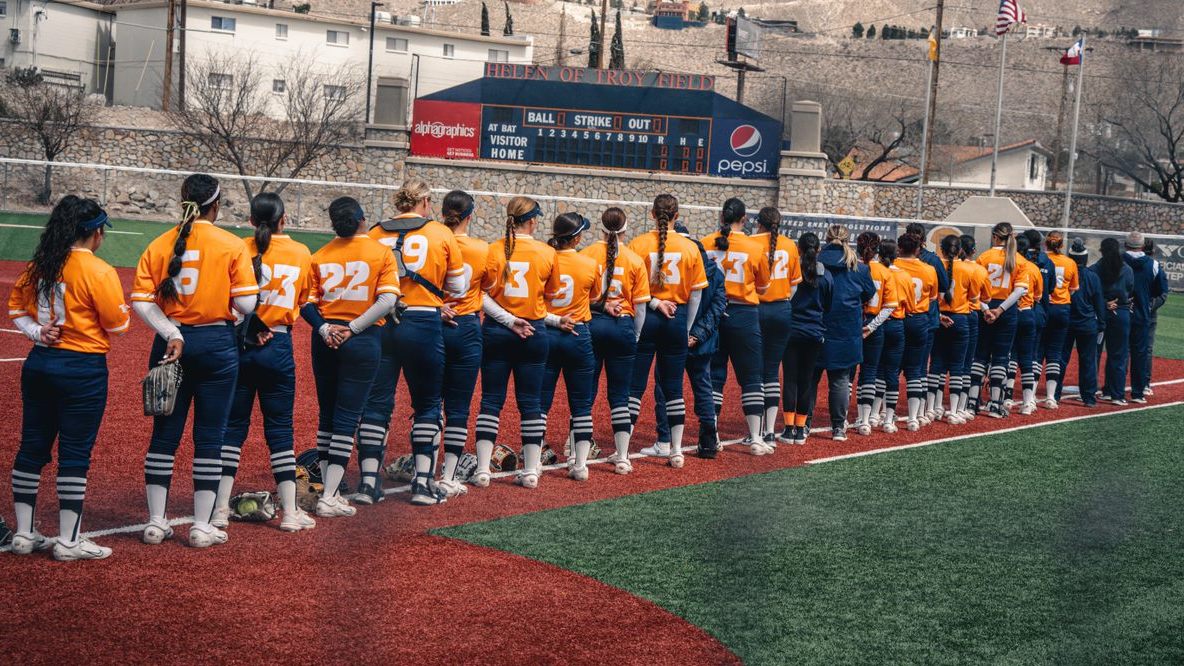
[1060, 240, 1106, 406]
[1124, 232, 1166, 401]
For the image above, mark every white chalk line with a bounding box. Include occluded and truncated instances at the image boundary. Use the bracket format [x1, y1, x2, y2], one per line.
[0, 223, 142, 236]
[0, 358, 27, 363]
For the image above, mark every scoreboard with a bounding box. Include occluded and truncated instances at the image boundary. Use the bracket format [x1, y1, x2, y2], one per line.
[482, 105, 712, 175]
[410, 64, 783, 180]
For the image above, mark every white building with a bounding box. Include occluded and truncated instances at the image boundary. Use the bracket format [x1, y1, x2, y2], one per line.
[0, 0, 114, 95]
[948, 27, 978, 39]
[1024, 23, 1058, 39]
[932, 140, 1052, 191]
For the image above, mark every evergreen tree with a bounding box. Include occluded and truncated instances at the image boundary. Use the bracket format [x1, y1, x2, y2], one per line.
[589, 10, 601, 68]
[610, 10, 625, 69]
[503, 1, 514, 36]
[852, 22, 864, 38]
[481, 2, 490, 36]
[698, 1, 709, 21]
[737, 7, 745, 18]
[866, 24, 876, 39]
[881, 24, 889, 39]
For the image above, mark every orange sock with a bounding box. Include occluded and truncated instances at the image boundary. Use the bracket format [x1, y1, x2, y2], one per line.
[783, 412, 794, 428]
[794, 413, 808, 427]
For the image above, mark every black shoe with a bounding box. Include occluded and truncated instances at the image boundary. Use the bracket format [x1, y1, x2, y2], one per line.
[696, 445, 718, 459]
[351, 483, 384, 505]
[409, 480, 448, 506]
[777, 427, 795, 444]
[697, 424, 718, 459]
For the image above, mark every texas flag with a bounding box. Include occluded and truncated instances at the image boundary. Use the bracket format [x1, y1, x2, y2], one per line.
[1061, 38, 1085, 65]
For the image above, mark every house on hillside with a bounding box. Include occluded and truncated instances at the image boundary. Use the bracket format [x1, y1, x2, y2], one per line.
[948, 27, 979, 39]
[0, 0, 114, 97]
[843, 140, 1052, 191]
[1024, 24, 1058, 39]
[1128, 29, 1184, 53]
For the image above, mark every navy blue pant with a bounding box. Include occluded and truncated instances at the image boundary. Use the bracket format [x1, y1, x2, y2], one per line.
[903, 315, 929, 401]
[758, 301, 793, 412]
[1060, 327, 1099, 405]
[363, 310, 445, 459]
[964, 312, 980, 375]
[1102, 308, 1131, 400]
[441, 313, 483, 458]
[857, 314, 884, 408]
[932, 313, 970, 384]
[1040, 304, 1071, 386]
[475, 318, 550, 447]
[541, 323, 596, 443]
[631, 305, 689, 431]
[222, 332, 297, 484]
[1129, 319, 1151, 400]
[310, 323, 381, 467]
[877, 318, 905, 411]
[712, 303, 765, 417]
[144, 324, 239, 495]
[783, 337, 823, 418]
[975, 301, 1019, 368]
[14, 347, 108, 515]
[591, 312, 637, 434]
[655, 352, 715, 442]
[1012, 309, 1038, 394]
[806, 367, 851, 429]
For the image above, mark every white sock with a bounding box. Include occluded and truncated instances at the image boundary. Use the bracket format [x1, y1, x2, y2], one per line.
[857, 403, 870, 426]
[613, 431, 630, 461]
[215, 476, 235, 512]
[870, 396, 883, 421]
[193, 489, 216, 529]
[475, 439, 493, 475]
[1023, 387, 1035, 404]
[990, 386, 1002, 404]
[925, 392, 937, 414]
[566, 431, 575, 457]
[908, 397, 922, 422]
[745, 414, 762, 440]
[574, 440, 591, 470]
[1046, 380, 1058, 401]
[670, 424, 685, 456]
[58, 509, 81, 548]
[14, 501, 34, 535]
[361, 457, 381, 479]
[318, 460, 327, 484]
[763, 406, 778, 435]
[522, 443, 542, 474]
[276, 480, 297, 515]
[885, 408, 896, 424]
[146, 484, 169, 522]
[323, 463, 345, 499]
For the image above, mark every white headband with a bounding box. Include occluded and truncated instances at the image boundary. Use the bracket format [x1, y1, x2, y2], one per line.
[604, 221, 628, 235]
[201, 186, 221, 207]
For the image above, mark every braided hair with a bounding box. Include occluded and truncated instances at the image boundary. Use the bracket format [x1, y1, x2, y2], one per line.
[249, 192, 284, 283]
[503, 196, 539, 282]
[856, 231, 881, 264]
[757, 206, 781, 270]
[23, 195, 106, 305]
[598, 207, 627, 304]
[939, 234, 960, 305]
[879, 238, 898, 268]
[441, 190, 474, 231]
[650, 194, 677, 287]
[716, 197, 746, 251]
[798, 232, 821, 287]
[156, 173, 219, 303]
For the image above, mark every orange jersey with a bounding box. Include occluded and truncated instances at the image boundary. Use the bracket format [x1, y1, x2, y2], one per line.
[580, 241, 652, 318]
[701, 231, 772, 305]
[446, 234, 492, 316]
[939, 259, 980, 315]
[547, 249, 603, 322]
[863, 260, 900, 316]
[308, 236, 400, 322]
[1018, 258, 1042, 310]
[628, 231, 709, 304]
[894, 257, 938, 316]
[750, 233, 802, 302]
[8, 248, 129, 354]
[976, 246, 1031, 301]
[886, 266, 911, 319]
[368, 217, 464, 308]
[131, 221, 259, 324]
[244, 235, 313, 329]
[965, 260, 991, 310]
[484, 235, 562, 320]
[1048, 253, 1080, 305]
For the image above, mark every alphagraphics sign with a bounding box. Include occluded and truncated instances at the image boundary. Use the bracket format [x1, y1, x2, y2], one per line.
[409, 100, 480, 160]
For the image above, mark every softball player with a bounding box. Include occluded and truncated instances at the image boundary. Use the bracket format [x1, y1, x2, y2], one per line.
[1039, 232, 1078, 408]
[8, 197, 127, 561]
[702, 198, 772, 454]
[436, 190, 490, 495]
[894, 233, 939, 431]
[752, 207, 801, 443]
[778, 232, 831, 445]
[131, 174, 259, 548]
[876, 240, 909, 433]
[932, 235, 980, 424]
[969, 222, 1030, 419]
[213, 193, 316, 533]
[303, 197, 400, 516]
[365, 180, 464, 506]
[629, 194, 709, 468]
[854, 232, 898, 436]
[1010, 235, 1044, 415]
[540, 213, 602, 481]
[472, 196, 562, 489]
[905, 223, 950, 424]
[957, 235, 989, 420]
[582, 207, 650, 474]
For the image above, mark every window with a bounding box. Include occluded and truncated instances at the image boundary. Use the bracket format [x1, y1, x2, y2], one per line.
[386, 37, 408, 52]
[324, 85, 347, 101]
[210, 16, 236, 32]
[326, 30, 350, 46]
[374, 77, 409, 126]
[275, 24, 288, 40]
[272, 79, 287, 94]
[0, 2, 7, 18]
[1028, 154, 1040, 180]
[488, 49, 509, 62]
[443, 43, 455, 58]
[208, 73, 233, 90]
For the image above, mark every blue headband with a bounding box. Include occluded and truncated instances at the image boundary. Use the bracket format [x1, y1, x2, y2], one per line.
[80, 211, 111, 232]
[513, 204, 543, 225]
[462, 201, 475, 220]
[354, 204, 366, 222]
[557, 215, 591, 240]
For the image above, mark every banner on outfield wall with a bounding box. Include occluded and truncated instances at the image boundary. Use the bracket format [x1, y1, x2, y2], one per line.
[745, 213, 897, 240]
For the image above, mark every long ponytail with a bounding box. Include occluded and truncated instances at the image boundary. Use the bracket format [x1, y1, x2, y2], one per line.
[599, 207, 626, 304]
[940, 234, 960, 305]
[157, 173, 219, 303]
[24, 195, 106, 306]
[716, 197, 745, 251]
[798, 232, 821, 287]
[441, 190, 474, 231]
[249, 192, 284, 283]
[503, 196, 539, 282]
[825, 224, 858, 270]
[993, 222, 1017, 278]
[651, 194, 677, 287]
[879, 238, 898, 268]
[757, 206, 781, 269]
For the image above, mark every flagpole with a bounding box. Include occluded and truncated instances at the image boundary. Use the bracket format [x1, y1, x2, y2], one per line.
[989, 31, 1008, 196]
[1061, 35, 1085, 230]
[915, 56, 935, 218]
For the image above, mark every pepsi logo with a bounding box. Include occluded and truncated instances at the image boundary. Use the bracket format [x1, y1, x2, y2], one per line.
[729, 125, 762, 157]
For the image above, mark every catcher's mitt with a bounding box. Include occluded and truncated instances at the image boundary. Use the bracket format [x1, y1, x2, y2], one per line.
[563, 439, 602, 460]
[295, 466, 321, 513]
[454, 453, 479, 482]
[229, 491, 277, 522]
[382, 454, 415, 483]
[142, 361, 183, 417]
[490, 443, 518, 472]
[295, 449, 323, 484]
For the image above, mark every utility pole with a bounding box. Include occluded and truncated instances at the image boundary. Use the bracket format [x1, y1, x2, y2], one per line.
[162, 0, 176, 111]
[178, 0, 188, 108]
[921, 0, 944, 184]
[1049, 62, 1068, 190]
[598, 0, 608, 68]
[366, 2, 384, 124]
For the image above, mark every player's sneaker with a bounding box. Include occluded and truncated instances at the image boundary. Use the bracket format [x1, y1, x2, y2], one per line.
[1020, 401, 1037, 415]
[832, 426, 848, 442]
[351, 483, 385, 506]
[932, 407, 945, 421]
[923, 409, 936, 423]
[641, 442, 671, 458]
[516, 471, 540, 489]
[746, 436, 770, 456]
[987, 402, 1008, 419]
[279, 509, 316, 532]
[316, 494, 357, 517]
[1042, 398, 1059, 410]
[857, 422, 873, 436]
[776, 427, 796, 444]
[960, 409, 976, 422]
[1145, 387, 1155, 397]
[410, 479, 448, 505]
[906, 419, 920, 432]
[945, 412, 965, 425]
[10, 530, 53, 555]
[188, 524, 228, 548]
[763, 433, 777, 449]
[668, 454, 685, 469]
[211, 506, 230, 529]
[472, 471, 492, 487]
[1112, 398, 1129, 406]
[435, 479, 469, 497]
[918, 415, 932, 427]
[869, 414, 883, 428]
[882, 420, 898, 434]
[142, 519, 174, 545]
[52, 538, 111, 561]
[568, 465, 589, 481]
[1130, 396, 1147, 404]
[614, 459, 634, 475]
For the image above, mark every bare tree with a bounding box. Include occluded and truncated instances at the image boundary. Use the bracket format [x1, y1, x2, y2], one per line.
[816, 90, 920, 181]
[167, 52, 364, 201]
[1088, 54, 1184, 202]
[0, 68, 96, 204]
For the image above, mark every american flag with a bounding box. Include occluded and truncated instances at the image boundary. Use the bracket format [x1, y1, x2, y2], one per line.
[995, 0, 1027, 36]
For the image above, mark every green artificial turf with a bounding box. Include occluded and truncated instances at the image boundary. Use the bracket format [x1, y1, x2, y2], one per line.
[1153, 297, 1184, 360]
[439, 407, 1184, 665]
[0, 212, 332, 268]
